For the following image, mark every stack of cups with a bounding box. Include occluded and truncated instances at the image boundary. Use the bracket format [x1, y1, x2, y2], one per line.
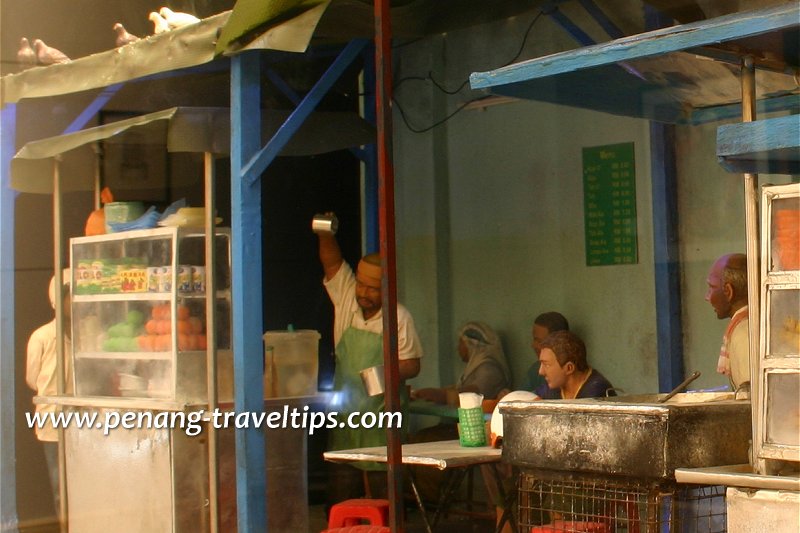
[457, 392, 486, 447]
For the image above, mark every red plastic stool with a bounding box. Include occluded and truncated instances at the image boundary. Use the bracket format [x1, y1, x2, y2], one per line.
[328, 499, 390, 528]
[530, 520, 610, 533]
[322, 527, 390, 533]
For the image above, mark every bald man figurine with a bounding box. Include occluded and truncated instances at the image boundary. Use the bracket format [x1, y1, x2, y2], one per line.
[705, 253, 750, 392]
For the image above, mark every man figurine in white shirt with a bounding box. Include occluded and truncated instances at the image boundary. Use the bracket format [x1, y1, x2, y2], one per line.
[705, 253, 750, 392]
[314, 214, 422, 508]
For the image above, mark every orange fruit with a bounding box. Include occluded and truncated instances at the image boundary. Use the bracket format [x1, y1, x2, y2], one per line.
[157, 320, 171, 335]
[188, 316, 204, 334]
[178, 333, 192, 351]
[137, 335, 150, 351]
[156, 334, 172, 351]
[145, 319, 158, 335]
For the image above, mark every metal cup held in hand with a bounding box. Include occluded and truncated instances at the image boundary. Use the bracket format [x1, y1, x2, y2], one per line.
[360, 364, 385, 397]
[312, 213, 338, 235]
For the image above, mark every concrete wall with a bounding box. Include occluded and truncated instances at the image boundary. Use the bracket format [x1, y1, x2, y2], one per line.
[391, 8, 796, 396]
[676, 118, 794, 389]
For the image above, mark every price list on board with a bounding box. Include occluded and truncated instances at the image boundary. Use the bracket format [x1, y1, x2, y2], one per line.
[583, 142, 638, 266]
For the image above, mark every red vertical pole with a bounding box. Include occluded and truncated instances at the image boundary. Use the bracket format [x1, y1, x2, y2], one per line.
[374, 1, 404, 531]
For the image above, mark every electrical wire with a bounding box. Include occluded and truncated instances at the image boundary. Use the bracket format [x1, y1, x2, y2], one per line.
[392, 95, 496, 134]
[393, 10, 544, 132]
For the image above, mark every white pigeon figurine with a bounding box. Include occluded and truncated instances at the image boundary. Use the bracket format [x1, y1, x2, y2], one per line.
[159, 7, 200, 29]
[17, 37, 36, 70]
[32, 39, 70, 65]
[113, 23, 140, 47]
[149, 11, 170, 34]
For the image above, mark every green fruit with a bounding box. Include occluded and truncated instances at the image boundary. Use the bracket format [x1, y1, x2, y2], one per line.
[102, 337, 125, 352]
[108, 323, 135, 338]
[123, 337, 140, 352]
[126, 310, 145, 326]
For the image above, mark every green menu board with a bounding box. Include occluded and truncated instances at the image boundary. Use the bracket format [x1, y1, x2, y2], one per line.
[583, 142, 638, 266]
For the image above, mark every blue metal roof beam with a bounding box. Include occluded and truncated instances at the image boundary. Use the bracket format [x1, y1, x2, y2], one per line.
[63, 84, 124, 134]
[544, 1, 646, 81]
[542, 1, 595, 46]
[243, 39, 369, 186]
[578, 0, 625, 39]
[265, 65, 367, 162]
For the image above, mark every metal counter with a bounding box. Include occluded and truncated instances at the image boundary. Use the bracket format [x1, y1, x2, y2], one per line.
[501, 392, 751, 479]
[64, 396, 323, 532]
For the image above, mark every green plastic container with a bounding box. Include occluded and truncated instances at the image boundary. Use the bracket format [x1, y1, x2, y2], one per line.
[457, 407, 486, 447]
[104, 201, 144, 233]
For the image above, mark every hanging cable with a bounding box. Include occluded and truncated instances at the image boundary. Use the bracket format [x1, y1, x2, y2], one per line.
[393, 10, 544, 132]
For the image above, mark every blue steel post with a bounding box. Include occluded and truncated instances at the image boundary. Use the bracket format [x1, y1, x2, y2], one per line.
[230, 51, 266, 532]
[650, 123, 684, 392]
[646, 5, 684, 392]
[362, 44, 379, 253]
[0, 105, 18, 533]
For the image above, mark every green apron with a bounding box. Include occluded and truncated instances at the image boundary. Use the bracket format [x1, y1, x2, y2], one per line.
[329, 326, 408, 471]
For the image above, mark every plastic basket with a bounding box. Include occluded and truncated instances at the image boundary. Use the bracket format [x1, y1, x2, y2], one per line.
[458, 407, 486, 447]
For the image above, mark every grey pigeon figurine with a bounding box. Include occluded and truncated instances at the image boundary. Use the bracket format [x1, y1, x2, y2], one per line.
[17, 37, 36, 70]
[159, 7, 200, 29]
[33, 39, 70, 65]
[113, 23, 140, 47]
[148, 11, 170, 34]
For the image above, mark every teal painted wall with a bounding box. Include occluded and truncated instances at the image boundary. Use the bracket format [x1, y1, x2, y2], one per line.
[390, 9, 796, 396]
[677, 118, 794, 390]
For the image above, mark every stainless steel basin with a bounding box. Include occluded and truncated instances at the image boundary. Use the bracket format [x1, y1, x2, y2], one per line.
[500, 392, 751, 479]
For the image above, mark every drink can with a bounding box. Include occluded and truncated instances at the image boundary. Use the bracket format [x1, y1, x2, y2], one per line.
[192, 266, 206, 293]
[177, 265, 192, 292]
[147, 267, 161, 292]
[160, 266, 172, 292]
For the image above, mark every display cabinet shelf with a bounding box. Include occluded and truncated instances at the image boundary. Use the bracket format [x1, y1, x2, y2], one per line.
[75, 351, 173, 361]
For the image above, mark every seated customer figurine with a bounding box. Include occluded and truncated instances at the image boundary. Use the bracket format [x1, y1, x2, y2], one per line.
[525, 311, 570, 394]
[536, 330, 615, 399]
[485, 331, 616, 533]
[413, 321, 511, 405]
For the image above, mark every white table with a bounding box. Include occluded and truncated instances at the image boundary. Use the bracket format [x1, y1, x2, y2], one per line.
[324, 440, 516, 533]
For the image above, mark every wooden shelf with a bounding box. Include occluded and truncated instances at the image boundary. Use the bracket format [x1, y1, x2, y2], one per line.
[75, 351, 172, 361]
[469, 3, 799, 124]
[717, 115, 800, 174]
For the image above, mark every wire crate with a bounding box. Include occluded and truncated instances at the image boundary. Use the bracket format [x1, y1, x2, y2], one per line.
[518, 470, 727, 533]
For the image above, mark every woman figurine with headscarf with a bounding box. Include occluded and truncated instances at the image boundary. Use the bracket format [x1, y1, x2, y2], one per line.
[413, 321, 511, 405]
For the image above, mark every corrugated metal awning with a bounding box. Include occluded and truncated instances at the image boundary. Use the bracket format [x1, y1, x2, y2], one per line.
[11, 106, 374, 193]
[0, 3, 336, 106]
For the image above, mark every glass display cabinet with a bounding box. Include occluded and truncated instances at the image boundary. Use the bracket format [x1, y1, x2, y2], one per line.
[65, 227, 239, 532]
[69, 227, 233, 404]
[757, 183, 800, 475]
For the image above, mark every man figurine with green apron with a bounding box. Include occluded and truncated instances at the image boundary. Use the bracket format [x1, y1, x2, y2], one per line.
[315, 214, 423, 509]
